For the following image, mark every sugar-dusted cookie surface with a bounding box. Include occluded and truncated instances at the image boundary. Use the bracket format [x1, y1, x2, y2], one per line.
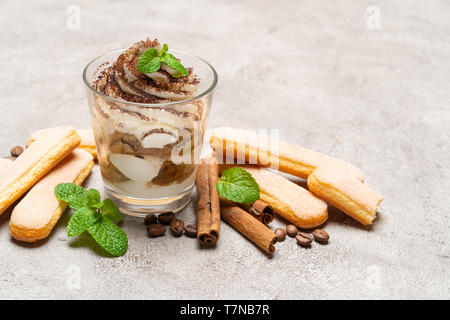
[210, 127, 364, 182]
[28, 127, 97, 159]
[9, 149, 94, 242]
[307, 166, 383, 226]
[0, 126, 80, 215]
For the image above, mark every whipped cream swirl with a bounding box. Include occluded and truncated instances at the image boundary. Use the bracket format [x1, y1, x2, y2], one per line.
[93, 38, 200, 103]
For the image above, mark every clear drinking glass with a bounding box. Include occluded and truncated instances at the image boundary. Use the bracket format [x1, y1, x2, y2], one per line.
[83, 49, 218, 216]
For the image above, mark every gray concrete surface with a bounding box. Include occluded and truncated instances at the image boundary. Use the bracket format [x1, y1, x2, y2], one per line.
[0, 0, 449, 299]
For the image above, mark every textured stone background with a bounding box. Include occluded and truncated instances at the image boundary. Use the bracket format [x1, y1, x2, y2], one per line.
[0, 0, 449, 299]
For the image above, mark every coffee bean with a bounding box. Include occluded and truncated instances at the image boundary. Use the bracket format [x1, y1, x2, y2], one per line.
[146, 224, 166, 237]
[296, 232, 313, 247]
[158, 212, 175, 225]
[10, 146, 24, 157]
[274, 228, 286, 242]
[144, 213, 157, 226]
[286, 224, 298, 237]
[184, 224, 197, 238]
[170, 219, 184, 237]
[312, 229, 329, 243]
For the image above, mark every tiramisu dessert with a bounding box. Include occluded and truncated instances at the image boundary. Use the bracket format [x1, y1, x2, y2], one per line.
[88, 38, 208, 200]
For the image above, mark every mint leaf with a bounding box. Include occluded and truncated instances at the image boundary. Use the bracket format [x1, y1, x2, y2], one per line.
[67, 207, 101, 237]
[137, 48, 161, 73]
[88, 216, 128, 257]
[216, 167, 260, 204]
[87, 189, 101, 206]
[55, 183, 128, 257]
[136, 44, 188, 77]
[100, 199, 123, 222]
[160, 53, 188, 76]
[55, 183, 90, 211]
[159, 43, 168, 56]
[140, 47, 158, 60]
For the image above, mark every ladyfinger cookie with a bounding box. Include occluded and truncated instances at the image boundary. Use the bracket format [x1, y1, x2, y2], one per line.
[0, 126, 80, 215]
[76, 129, 97, 159]
[307, 166, 383, 226]
[10, 149, 94, 242]
[28, 128, 97, 159]
[221, 165, 328, 229]
[210, 127, 364, 182]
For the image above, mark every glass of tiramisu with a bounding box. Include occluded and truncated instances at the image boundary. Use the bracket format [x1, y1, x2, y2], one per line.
[83, 38, 217, 216]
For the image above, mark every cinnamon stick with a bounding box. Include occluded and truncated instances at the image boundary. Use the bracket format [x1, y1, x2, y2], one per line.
[221, 205, 277, 255]
[240, 200, 274, 225]
[196, 157, 220, 247]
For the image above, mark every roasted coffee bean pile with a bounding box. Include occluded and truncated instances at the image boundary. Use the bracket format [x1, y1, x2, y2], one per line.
[144, 212, 196, 239]
[143, 210, 330, 247]
[274, 224, 329, 248]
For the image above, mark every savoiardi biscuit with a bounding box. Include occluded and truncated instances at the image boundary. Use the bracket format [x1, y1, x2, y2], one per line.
[0, 126, 80, 215]
[28, 128, 97, 159]
[307, 166, 383, 226]
[211, 127, 383, 227]
[9, 149, 94, 242]
[210, 127, 364, 182]
[76, 129, 97, 159]
[220, 164, 328, 229]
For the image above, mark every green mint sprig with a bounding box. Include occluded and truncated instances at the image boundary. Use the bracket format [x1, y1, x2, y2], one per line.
[55, 183, 128, 257]
[216, 167, 260, 204]
[137, 43, 188, 78]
